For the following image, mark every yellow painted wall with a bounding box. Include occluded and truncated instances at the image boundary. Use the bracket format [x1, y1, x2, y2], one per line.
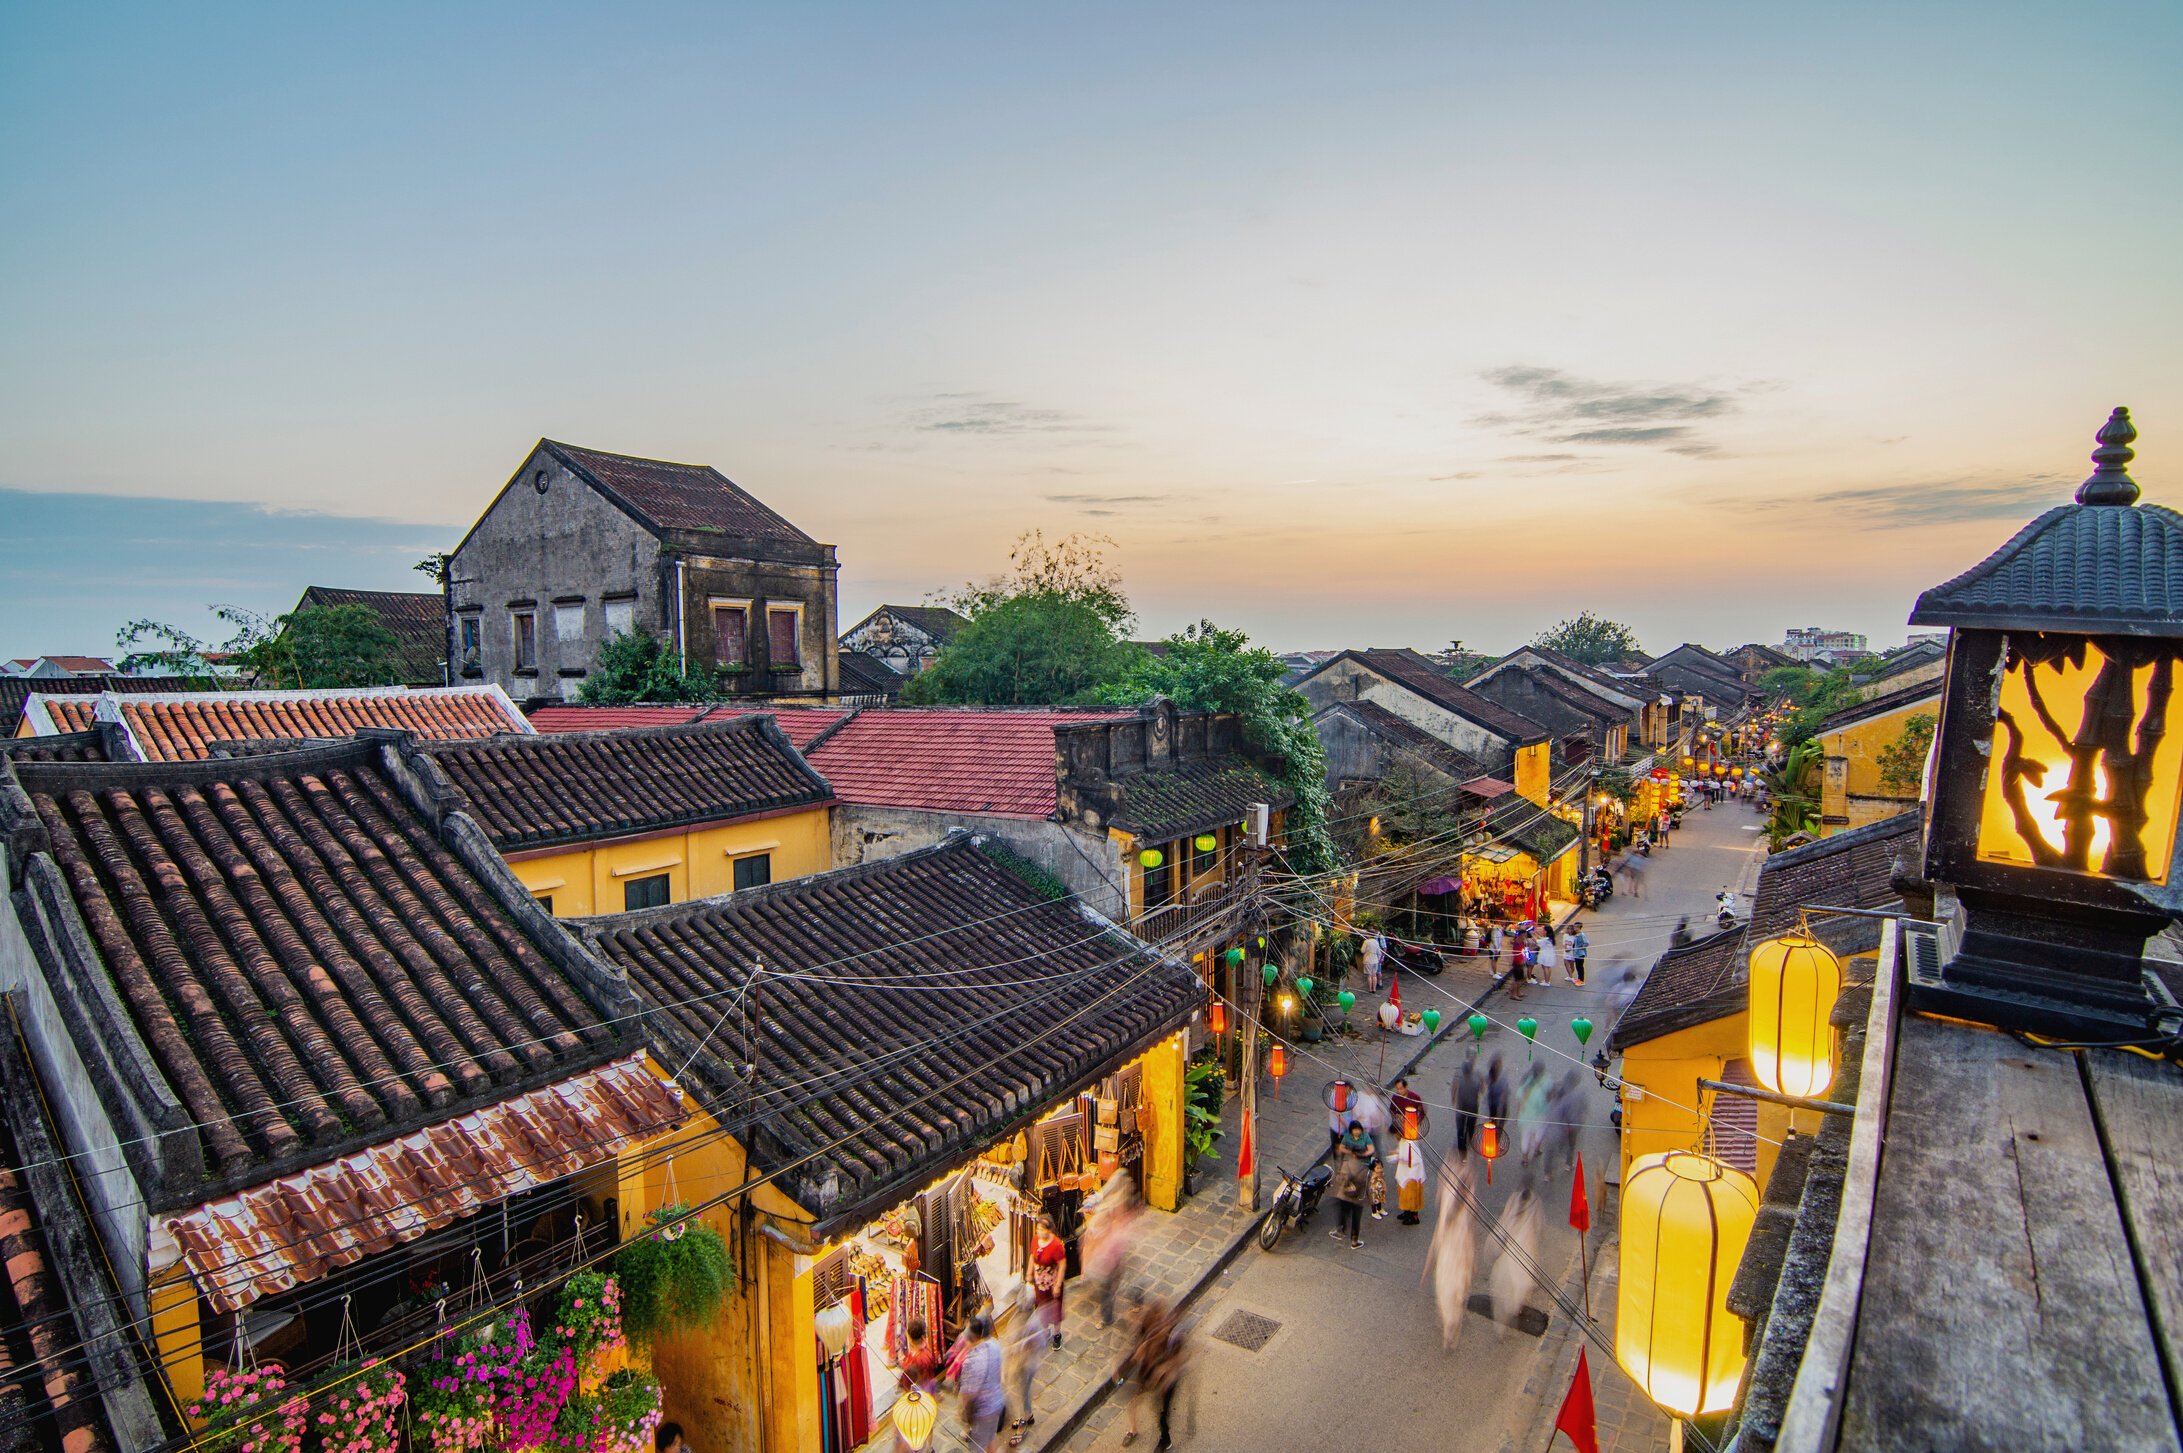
[1818, 696, 1936, 837]
[1140, 1033, 1187, 1210]
[1617, 1011, 1805, 1194]
[511, 806, 831, 917]
[1116, 823, 1245, 918]
[1514, 742, 1551, 806]
[150, 1267, 203, 1413]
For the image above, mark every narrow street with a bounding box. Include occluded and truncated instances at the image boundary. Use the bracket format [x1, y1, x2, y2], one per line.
[1053, 798, 1769, 1453]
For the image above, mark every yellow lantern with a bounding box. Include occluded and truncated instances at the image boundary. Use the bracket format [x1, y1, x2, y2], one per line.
[892, 1389, 938, 1449]
[1748, 932, 1842, 1097]
[1139, 847, 1164, 869]
[1617, 1151, 1759, 1419]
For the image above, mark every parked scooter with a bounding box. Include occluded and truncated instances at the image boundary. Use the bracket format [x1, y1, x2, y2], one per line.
[1715, 889, 1739, 930]
[1579, 868, 1615, 908]
[1257, 1163, 1334, 1250]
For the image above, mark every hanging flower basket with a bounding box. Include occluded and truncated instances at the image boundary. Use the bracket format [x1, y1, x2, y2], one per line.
[615, 1205, 736, 1344]
[188, 1364, 307, 1453]
[310, 1361, 405, 1453]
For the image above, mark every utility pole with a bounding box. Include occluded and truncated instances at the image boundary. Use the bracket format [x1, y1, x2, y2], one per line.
[1240, 838, 1269, 1215]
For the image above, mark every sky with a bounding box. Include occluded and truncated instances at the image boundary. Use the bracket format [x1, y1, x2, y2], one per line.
[3, 1, 2179, 662]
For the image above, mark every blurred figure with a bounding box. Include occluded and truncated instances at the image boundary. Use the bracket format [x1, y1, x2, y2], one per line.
[955, 1314, 1007, 1453]
[1483, 1055, 1510, 1153]
[999, 1288, 1044, 1448]
[1424, 1153, 1478, 1351]
[1082, 1170, 1139, 1329]
[1451, 1057, 1483, 1157]
[1544, 1072, 1585, 1176]
[1489, 1184, 1542, 1334]
[1121, 1292, 1191, 1451]
[1517, 1064, 1550, 1166]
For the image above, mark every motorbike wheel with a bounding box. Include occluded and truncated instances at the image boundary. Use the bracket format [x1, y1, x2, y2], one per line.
[1258, 1191, 1291, 1251]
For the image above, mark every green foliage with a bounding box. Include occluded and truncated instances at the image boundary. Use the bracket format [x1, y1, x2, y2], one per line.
[1183, 1060, 1226, 1163]
[118, 604, 405, 688]
[613, 1206, 736, 1342]
[1433, 639, 1497, 681]
[1532, 612, 1642, 666]
[1099, 620, 1337, 874]
[1875, 712, 1937, 796]
[1592, 765, 1638, 804]
[1761, 739, 1824, 848]
[1765, 665, 1869, 747]
[577, 630, 724, 705]
[414, 552, 452, 585]
[905, 531, 1148, 705]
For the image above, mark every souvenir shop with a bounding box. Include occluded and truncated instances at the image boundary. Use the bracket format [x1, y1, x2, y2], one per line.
[1460, 842, 1547, 921]
[803, 1057, 1164, 1452]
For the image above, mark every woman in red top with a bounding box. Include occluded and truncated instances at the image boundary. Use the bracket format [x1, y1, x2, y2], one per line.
[893, 1317, 939, 1453]
[1028, 1214, 1068, 1350]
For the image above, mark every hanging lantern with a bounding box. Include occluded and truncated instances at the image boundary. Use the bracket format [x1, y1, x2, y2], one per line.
[1262, 963, 1279, 988]
[815, 1300, 854, 1359]
[1421, 1008, 1441, 1033]
[1337, 989, 1357, 1013]
[892, 1389, 939, 1450]
[1713, 763, 1728, 777]
[1139, 848, 1164, 869]
[1730, 766, 1744, 779]
[1326, 1078, 1353, 1113]
[1208, 1000, 1228, 1036]
[1269, 1044, 1288, 1079]
[1681, 756, 1695, 769]
[1402, 1105, 1421, 1140]
[1617, 1151, 1760, 1419]
[1748, 932, 1842, 1097]
[1296, 975, 1315, 998]
[1516, 1015, 1539, 1042]
[1223, 946, 1244, 966]
[1194, 833, 1218, 853]
[1571, 1016, 1594, 1046]
[1467, 1012, 1489, 1041]
[1479, 1121, 1504, 1183]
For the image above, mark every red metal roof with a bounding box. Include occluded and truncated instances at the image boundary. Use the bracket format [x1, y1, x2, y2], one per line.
[807, 709, 1134, 818]
[150, 1056, 686, 1313]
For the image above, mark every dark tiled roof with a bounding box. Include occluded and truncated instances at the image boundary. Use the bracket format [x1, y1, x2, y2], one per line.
[1648, 646, 1746, 699]
[1344, 650, 1550, 744]
[1863, 639, 1943, 682]
[1909, 487, 2183, 635]
[3, 738, 628, 1199]
[297, 587, 447, 686]
[543, 440, 818, 546]
[423, 718, 833, 852]
[1746, 810, 1921, 944]
[0, 731, 106, 764]
[1327, 701, 1495, 782]
[870, 605, 968, 642]
[1504, 811, 1580, 864]
[1476, 646, 1642, 706]
[0, 677, 193, 736]
[588, 838, 1203, 1233]
[1109, 759, 1291, 842]
[1730, 643, 1799, 670]
[838, 651, 905, 697]
[1813, 679, 1941, 738]
[1608, 931, 1746, 1052]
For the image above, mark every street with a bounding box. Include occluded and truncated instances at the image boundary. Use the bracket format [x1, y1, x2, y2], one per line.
[1054, 798, 1769, 1453]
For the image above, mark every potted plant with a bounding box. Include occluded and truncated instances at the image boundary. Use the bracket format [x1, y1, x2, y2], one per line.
[614, 1206, 737, 1344]
[187, 1364, 306, 1453]
[1182, 1060, 1226, 1195]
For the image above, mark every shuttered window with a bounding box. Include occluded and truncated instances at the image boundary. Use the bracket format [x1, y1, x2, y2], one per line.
[768, 607, 801, 668]
[712, 605, 747, 665]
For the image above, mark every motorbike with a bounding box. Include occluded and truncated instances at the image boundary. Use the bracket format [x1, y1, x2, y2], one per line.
[1716, 894, 1739, 930]
[1385, 937, 1445, 977]
[1257, 1163, 1333, 1251]
[1579, 869, 1614, 908]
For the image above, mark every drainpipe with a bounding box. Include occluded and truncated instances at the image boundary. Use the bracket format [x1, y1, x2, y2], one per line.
[675, 557, 688, 675]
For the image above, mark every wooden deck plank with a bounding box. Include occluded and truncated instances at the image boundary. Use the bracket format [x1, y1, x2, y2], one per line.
[2085, 1049, 2183, 1417]
[1837, 1014, 2177, 1451]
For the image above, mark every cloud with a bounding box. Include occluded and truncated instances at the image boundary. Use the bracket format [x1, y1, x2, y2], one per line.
[1043, 493, 1162, 506]
[907, 393, 1110, 438]
[1500, 453, 1581, 463]
[1479, 365, 1767, 454]
[1799, 474, 2069, 526]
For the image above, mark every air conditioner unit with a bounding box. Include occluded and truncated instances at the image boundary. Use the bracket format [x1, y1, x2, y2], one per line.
[1246, 802, 1270, 847]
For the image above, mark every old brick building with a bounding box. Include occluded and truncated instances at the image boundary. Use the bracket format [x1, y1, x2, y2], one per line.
[448, 439, 840, 704]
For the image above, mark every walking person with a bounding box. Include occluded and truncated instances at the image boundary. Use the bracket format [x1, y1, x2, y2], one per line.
[1082, 1172, 1137, 1330]
[1483, 1054, 1510, 1153]
[1329, 1122, 1378, 1249]
[1452, 1057, 1482, 1157]
[1360, 930, 1385, 993]
[1120, 1293, 1188, 1450]
[1027, 1214, 1067, 1350]
[1392, 1133, 1427, 1224]
[1568, 923, 1590, 986]
[999, 1287, 1045, 1448]
[1424, 1154, 1478, 1351]
[1488, 1185, 1543, 1335]
[953, 1314, 1007, 1453]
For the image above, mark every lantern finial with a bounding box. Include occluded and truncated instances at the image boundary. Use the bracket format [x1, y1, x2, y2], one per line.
[2075, 405, 2139, 507]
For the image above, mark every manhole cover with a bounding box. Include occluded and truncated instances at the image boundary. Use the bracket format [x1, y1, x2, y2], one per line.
[1211, 1310, 1282, 1351]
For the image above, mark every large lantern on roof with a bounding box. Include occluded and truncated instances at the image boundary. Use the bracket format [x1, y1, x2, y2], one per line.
[1910, 408, 2183, 1038]
[1616, 1151, 1759, 1419]
[1748, 931, 1842, 1097]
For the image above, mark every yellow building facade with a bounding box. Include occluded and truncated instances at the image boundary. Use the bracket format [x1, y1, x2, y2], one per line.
[509, 805, 832, 916]
[1513, 740, 1552, 807]
[1816, 686, 1939, 837]
[1616, 1006, 1806, 1195]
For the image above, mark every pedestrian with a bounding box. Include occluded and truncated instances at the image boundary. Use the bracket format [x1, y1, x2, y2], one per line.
[1569, 923, 1589, 986]
[1028, 1214, 1067, 1350]
[999, 1288, 1044, 1448]
[1392, 1133, 1426, 1224]
[1517, 1064, 1551, 1165]
[1328, 1121, 1377, 1249]
[1121, 1292, 1188, 1450]
[954, 1314, 1007, 1452]
[1483, 1055, 1510, 1151]
[1390, 1076, 1424, 1139]
[893, 1319, 940, 1451]
[1534, 931, 1559, 987]
[1082, 1172, 1136, 1330]
[1361, 930, 1385, 993]
[1369, 1156, 1389, 1221]
[1452, 1057, 1482, 1157]
[1489, 1186, 1542, 1335]
[655, 1423, 691, 1453]
[1424, 1155, 1477, 1351]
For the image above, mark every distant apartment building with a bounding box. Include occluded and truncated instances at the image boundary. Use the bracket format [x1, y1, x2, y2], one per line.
[1782, 626, 1869, 662]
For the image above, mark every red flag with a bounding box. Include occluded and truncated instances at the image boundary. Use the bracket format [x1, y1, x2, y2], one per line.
[1554, 1348, 1600, 1453]
[1236, 1106, 1255, 1181]
[1387, 975, 1402, 1010]
[1569, 1152, 1591, 1234]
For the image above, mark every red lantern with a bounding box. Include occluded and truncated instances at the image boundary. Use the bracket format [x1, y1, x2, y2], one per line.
[1480, 1121, 1504, 1183]
[1402, 1105, 1421, 1140]
[1208, 1001, 1228, 1036]
[1270, 1044, 1288, 1079]
[1332, 1079, 1352, 1113]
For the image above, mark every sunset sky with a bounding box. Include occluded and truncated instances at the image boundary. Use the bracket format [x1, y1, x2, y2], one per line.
[4, 1, 2179, 661]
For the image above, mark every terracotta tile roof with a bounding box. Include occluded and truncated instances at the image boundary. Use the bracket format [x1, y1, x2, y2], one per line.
[0, 1081, 111, 1453]
[154, 1056, 684, 1314]
[1342, 650, 1551, 745]
[0, 732, 106, 764]
[33, 658, 115, 675]
[1109, 759, 1291, 842]
[423, 718, 833, 852]
[588, 838, 1203, 1234]
[30, 686, 530, 762]
[0, 677, 192, 736]
[3, 737, 633, 1200]
[543, 440, 818, 545]
[296, 586, 447, 685]
[807, 708, 1134, 818]
[525, 705, 851, 751]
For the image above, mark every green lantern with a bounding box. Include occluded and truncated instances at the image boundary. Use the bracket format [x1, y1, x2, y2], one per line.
[1296, 976, 1315, 998]
[1337, 990, 1357, 1013]
[1139, 848, 1164, 869]
[1223, 946, 1244, 966]
[1571, 1017, 1594, 1047]
[1421, 1008, 1442, 1033]
[1194, 833, 1218, 853]
[1263, 963, 1279, 988]
[1468, 1013, 1489, 1041]
[1517, 1016, 1539, 1041]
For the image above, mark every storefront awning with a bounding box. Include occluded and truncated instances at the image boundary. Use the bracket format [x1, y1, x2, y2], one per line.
[1465, 844, 1522, 865]
[1462, 777, 1516, 799]
[150, 1056, 687, 1313]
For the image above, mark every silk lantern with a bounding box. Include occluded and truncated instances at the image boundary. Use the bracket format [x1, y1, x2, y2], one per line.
[1748, 932, 1842, 1097]
[1195, 833, 1219, 852]
[892, 1389, 939, 1450]
[1402, 1105, 1421, 1140]
[1296, 975, 1314, 998]
[1479, 1121, 1504, 1183]
[1223, 946, 1244, 966]
[1326, 1078, 1353, 1113]
[815, 1301, 854, 1359]
[1337, 989, 1357, 1013]
[1467, 1012, 1489, 1041]
[1616, 1151, 1760, 1419]
[1208, 1000, 1228, 1036]
[1263, 963, 1279, 988]
[1139, 848, 1164, 869]
[1421, 1008, 1441, 1033]
[1570, 1016, 1594, 1047]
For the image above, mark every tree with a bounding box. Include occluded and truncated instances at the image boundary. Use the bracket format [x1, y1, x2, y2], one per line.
[906, 532, 1147, 705]
[1760, 739, 1824, 848]
[1096, 620, 1336, 872]
[117, 604, 404, 688]
[1532, 612, 1642, 666]
[578, 630, 724, 705]
[414, 552, 452, 586]
[1875, 712, 1937, 796]
[1433, 639, 1497, 681]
